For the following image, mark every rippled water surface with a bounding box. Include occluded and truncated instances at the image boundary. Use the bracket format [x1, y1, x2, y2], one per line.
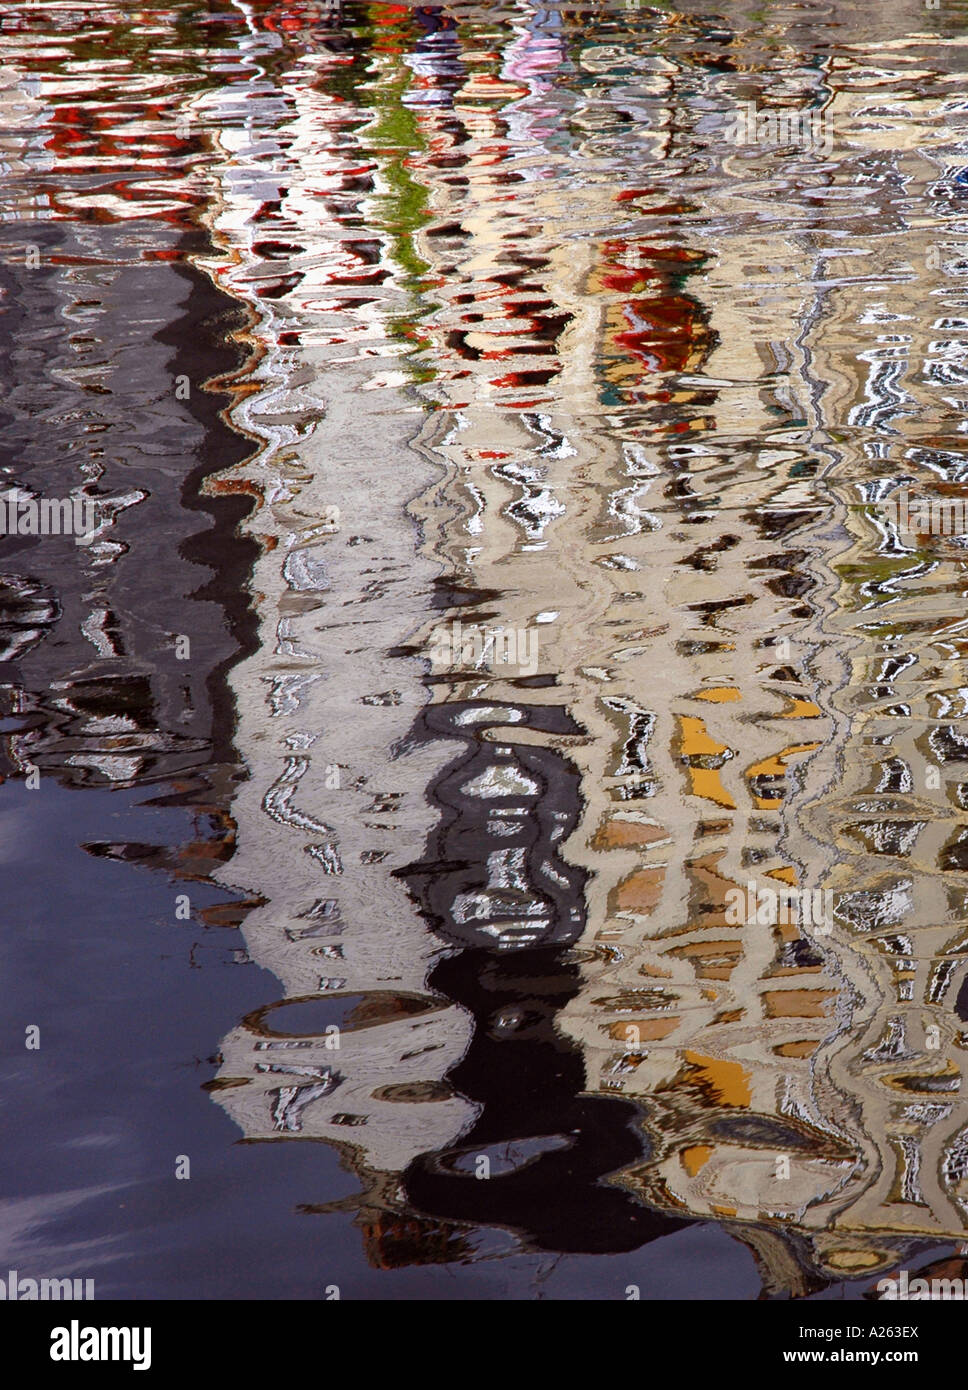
[6, 0, 968, 1299]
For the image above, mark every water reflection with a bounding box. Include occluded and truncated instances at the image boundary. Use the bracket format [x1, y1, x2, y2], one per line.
[5, 0, 968, 1297]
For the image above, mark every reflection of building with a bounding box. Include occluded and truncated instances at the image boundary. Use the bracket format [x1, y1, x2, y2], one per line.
[0, 38, 247, 852]
[16, 0, 961, 1285]
[786, 78, 968, 1264]
[376, 5, 968, 1288]
[553, 55, 968, 1289]
[193, 12, 480, 1235]
[202, 3, 691, 1258]
[380, 6, 836, 1259]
